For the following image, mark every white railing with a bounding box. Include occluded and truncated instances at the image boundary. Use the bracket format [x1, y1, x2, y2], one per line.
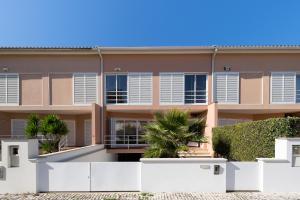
[58, 136, 67, 151]
[104, 134, 147, 149]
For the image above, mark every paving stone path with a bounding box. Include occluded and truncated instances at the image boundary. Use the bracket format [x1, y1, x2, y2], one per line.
[1, 192, 300, 200]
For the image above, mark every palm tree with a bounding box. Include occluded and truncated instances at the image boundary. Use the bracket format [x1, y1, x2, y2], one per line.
[143, 109, 206, 158]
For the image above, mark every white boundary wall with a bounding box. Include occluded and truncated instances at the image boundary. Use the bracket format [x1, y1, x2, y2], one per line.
[226, 162, 259, 191]
[141, 158, 227, 192]
[2, 138, 300, 193]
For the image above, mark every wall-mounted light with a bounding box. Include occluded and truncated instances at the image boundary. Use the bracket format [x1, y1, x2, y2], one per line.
[114, 67, 121, 72]
[223, 66, 231, 71]
[2, 66, 8, 72]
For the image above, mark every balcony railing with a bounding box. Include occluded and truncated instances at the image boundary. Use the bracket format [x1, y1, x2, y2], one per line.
[104, 134, 148, 149]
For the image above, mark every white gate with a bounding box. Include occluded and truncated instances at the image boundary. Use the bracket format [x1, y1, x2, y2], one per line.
[90, 162, 140, 191]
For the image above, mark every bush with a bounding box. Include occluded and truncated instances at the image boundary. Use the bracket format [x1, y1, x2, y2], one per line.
[212, 117, 300, 161]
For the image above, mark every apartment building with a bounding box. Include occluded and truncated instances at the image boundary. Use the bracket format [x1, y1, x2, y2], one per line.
[0, 46, 300, 158]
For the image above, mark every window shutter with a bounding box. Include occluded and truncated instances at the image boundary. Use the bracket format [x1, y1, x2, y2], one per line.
[0, 75, 6, 104]
[128, 73, 152, 104]
[140, 73, 152, 104]
[85, 74, 97, 104]
[214, 74, 227, 103]
[172, 73, 184, 104]
[12, 119, 27, 137]
[74, 73, 97, 104]
[283, 73, 295, 103]
[271, 72, 295, 103]
[7, 74, 19, 104]
[226, 73, 239, 103]
[214, 73, 239, 103]
[128, 73, 140, 104]
[160, 73, 184, 104]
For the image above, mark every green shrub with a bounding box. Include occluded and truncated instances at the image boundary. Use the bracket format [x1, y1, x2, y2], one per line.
[212, 117, 300, 161]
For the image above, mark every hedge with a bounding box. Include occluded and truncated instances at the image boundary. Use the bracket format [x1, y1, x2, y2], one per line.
[212, 117, 300, 161]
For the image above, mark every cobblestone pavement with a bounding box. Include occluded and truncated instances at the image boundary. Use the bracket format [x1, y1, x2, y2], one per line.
[1, 192, 300, 200]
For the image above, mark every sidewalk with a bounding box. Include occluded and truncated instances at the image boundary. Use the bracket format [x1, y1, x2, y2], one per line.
[1, 192, 300, 200]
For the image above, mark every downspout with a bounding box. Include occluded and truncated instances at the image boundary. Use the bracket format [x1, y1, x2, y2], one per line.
[97, 47, 104, 144]
[211, 46, 218, 103]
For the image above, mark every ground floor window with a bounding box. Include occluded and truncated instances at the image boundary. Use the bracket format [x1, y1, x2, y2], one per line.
[110, 119, 149, 146]
[218, 118, 251, 127]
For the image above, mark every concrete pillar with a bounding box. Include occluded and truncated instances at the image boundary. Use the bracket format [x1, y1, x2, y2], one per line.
[205, 103, 218, 155]
[91, 103, 101, 144]
[42, 74, 50, 106]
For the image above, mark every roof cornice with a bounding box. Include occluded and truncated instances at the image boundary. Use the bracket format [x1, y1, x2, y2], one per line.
[1, 46, 300, 54]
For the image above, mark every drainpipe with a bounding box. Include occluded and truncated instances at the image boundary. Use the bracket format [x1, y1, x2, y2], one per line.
[211, 46, 218, 103]
[97, 47, 104, 144]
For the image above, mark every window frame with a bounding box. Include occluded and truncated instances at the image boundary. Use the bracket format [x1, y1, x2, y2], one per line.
[184, 73, 208, 105]
[213, 72, 240, 104]
[105, 73, 129, 105]
[0, 73, 19, 106]
[72, 73, 98, 105]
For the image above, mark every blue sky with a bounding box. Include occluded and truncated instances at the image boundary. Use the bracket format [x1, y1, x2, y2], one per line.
[0, 0, 300, 47]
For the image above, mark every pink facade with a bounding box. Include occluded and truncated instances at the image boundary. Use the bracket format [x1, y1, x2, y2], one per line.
[1, 46, 300, 155]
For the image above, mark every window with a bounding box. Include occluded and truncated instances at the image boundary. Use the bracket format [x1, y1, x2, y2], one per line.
[0, 74, 19, 104]
[73, 73, 97, 104]
[106, 73, 152, 105]
[185, 74, 207, 104]
[271, 72, 295, 104]
[214, 72, 239, 104]
[218, 118, 251, 127]
[111, 119, 149, 146]
[106, 74, 128, 104]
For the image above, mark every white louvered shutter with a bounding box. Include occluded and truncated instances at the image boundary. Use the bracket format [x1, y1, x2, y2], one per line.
[214, 73, 239, 103]
[215, 74, 226, 103]
[226, 73, 239, 103]
[85, 74, 97, 103]
[140, 73, 152, 104]
[74, 73, 97, 104]
[128, 73, 152, 104]
[283, 73, 295, 103]
[271, 72, 295, 103]
[12, 119, 27, 137]
[7, 74, 19, 104]
[160, 73, 184, 104]
[172, 73, 184, 104]
[0, 75, 6, 104]
[74, 74, 85, 104]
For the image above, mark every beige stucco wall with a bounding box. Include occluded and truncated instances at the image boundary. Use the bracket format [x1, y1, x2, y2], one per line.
[0, 54, 100, 106]
[103, 54, 213, 105]
[215, 53, 300, 105]
[20, 74, 43, 105]
[0, 112, 91, 146]
[50, 74, 73, 105]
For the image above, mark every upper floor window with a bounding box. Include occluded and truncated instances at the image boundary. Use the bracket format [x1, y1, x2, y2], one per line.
[271, 72, 295, 104]
[160, 73, 207, 105]
[185, 74, 207, 104]
[0, 74, 19, 105]
[214, 72, 239, 104]
[106, 73, 152, 105]
[73, 73, 97, 104]
[106, 74, 128, 104]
